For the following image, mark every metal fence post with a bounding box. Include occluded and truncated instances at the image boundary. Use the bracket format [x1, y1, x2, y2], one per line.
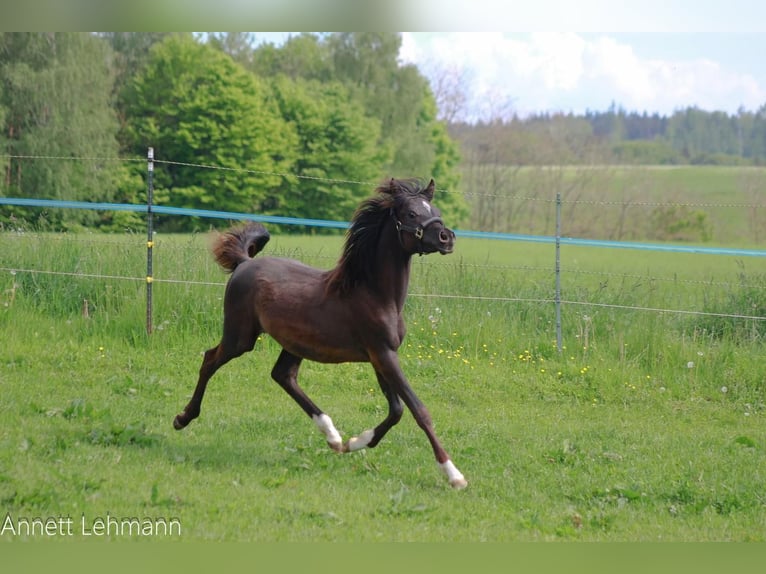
[146, 147, 154, 335]
[555, 192, 562, 353]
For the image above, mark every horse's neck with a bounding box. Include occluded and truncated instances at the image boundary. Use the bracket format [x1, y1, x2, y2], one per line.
[375, 228, 412, 312]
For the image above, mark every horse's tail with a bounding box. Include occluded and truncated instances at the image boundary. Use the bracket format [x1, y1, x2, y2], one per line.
[212, 222, 271, 273]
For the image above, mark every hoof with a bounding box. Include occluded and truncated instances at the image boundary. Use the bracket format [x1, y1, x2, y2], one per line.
[173, 415, 187, 430]
[328, 440, 346, 453]
[440, 460, 467, 490]
[450, 477, 469, 490]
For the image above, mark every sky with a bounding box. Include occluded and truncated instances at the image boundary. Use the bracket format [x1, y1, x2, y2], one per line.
[256, 30, 766, 122]
[398, 32, 766, 120]
[250, 0, 766, 122]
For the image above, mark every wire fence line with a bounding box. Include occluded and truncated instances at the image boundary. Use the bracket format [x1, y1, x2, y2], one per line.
[2, 263, 765, 323]
[5, 248, 762, 292]
[1, 231, 761, 289]
[2, 152, 765, 334]
[2, 230, 761, 292]
[0, 230, 761, 286]
[2, 152, 765, 209]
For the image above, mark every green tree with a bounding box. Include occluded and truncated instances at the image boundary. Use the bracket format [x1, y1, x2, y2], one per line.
[666, 107, 733, 162]
[250, 33, 332, 82]
[611, 140, 682, 164]
[268, 76, 388, 225]
[100, 33, 176, 132]
[249, 32, 467, 224]
[415, 82, 467, 225]
[122, 35, 298, 231]
[0, 32, 121, 229]
[746, 105, 766, 161]
[328, 33, 430, 170]
[207, 32, 257, 68]
[326, 33, 467, 223]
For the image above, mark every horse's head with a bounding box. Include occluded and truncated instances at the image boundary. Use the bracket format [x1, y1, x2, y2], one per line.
[389, 178, 456, 256]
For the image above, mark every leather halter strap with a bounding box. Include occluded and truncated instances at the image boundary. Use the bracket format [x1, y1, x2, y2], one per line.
[392, 210, 444, 253]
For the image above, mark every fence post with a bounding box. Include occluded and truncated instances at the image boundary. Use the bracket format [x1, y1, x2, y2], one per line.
[555, 192, 562, 353]
[146, 147, 154, 335]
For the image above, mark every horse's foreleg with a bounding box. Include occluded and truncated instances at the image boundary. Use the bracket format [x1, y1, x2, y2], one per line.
[270, 349, 344, 452]
[345, 370, 403, 451]
[371, 350, 468, 489]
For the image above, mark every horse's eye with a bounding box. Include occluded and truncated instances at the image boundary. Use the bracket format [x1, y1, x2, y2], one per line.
[407, 211, 417, 219]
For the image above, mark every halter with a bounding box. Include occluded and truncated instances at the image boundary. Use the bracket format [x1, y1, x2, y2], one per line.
[392, 209, 444, 254]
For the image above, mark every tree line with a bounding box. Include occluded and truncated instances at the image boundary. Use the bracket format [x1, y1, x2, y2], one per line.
[452, 103, 766, 167]
[2, 32, 765, 234]
[0, 32, 465, 232]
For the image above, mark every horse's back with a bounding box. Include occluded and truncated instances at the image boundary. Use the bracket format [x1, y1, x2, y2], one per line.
[244, 255, 323, 281]
[224, 256, 376, 363]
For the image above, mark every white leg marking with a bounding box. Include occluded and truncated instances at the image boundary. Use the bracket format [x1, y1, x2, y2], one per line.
[440, 460, 468, 489]
[313, 414, 343, 451]
[347, 429, 375, 452]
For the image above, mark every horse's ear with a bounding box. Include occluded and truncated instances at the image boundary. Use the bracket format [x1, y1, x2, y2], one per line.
[423, 179, 435, 201]
[383, 178, 399, 195]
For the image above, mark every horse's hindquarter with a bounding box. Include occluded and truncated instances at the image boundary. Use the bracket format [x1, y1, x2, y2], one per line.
[241, 257, 395, 363]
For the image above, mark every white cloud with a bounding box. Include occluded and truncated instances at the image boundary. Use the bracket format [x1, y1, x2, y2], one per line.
[522, 33, 586, 91]
[401, 32, 766, 120]
[403, 0, 766, 32]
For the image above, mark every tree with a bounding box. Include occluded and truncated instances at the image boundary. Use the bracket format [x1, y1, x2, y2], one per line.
[0, 32, 121, 229]
[268, 76, 388, 226]
[328, 33, 424, 171]
[326, 33, 467, 224]
[250, 33, 332, 82]
[249, 32, 468, 225]
[99, 33, 175, 133]
[207, 32, 257, 67]
[422, 61, 470, 124]
[746, 104, 766, 161]
[122, 35, 298, 231]
[414, 81, 467, 225]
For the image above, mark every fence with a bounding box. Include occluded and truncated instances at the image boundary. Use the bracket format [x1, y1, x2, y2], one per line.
[1, 150, 765, 348]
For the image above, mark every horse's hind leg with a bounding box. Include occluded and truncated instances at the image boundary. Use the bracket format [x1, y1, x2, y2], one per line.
[173, 344, 226, 430]
[345, 370, 403, 452]
[173, 325, 260, 430]
[270, 349, 343, 452]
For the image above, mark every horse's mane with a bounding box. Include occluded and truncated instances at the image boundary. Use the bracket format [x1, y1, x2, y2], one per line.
[326, 178, 426, 295]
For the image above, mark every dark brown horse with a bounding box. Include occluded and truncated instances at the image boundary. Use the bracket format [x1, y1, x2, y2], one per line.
[173, 178, 467, 489]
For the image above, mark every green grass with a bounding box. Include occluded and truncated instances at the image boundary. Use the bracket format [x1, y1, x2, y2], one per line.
[1, 230, 765, 541]
[461, 164, 766, 246]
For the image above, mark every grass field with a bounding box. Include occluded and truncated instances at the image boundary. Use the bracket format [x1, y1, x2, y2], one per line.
[1, 229, 765, 542]
[461, 164, 766, 246]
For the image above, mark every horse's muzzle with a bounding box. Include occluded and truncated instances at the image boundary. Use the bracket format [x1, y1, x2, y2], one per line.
[437, 227, 456, 254]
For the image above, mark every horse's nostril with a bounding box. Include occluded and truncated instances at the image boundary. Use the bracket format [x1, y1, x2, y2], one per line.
[439, 230, 452, 243]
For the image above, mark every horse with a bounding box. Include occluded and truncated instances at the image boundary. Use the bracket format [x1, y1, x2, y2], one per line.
[173, 177, 467, 489]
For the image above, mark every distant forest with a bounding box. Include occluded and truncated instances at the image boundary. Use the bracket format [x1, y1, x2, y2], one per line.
[451, 104, 766, 167]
